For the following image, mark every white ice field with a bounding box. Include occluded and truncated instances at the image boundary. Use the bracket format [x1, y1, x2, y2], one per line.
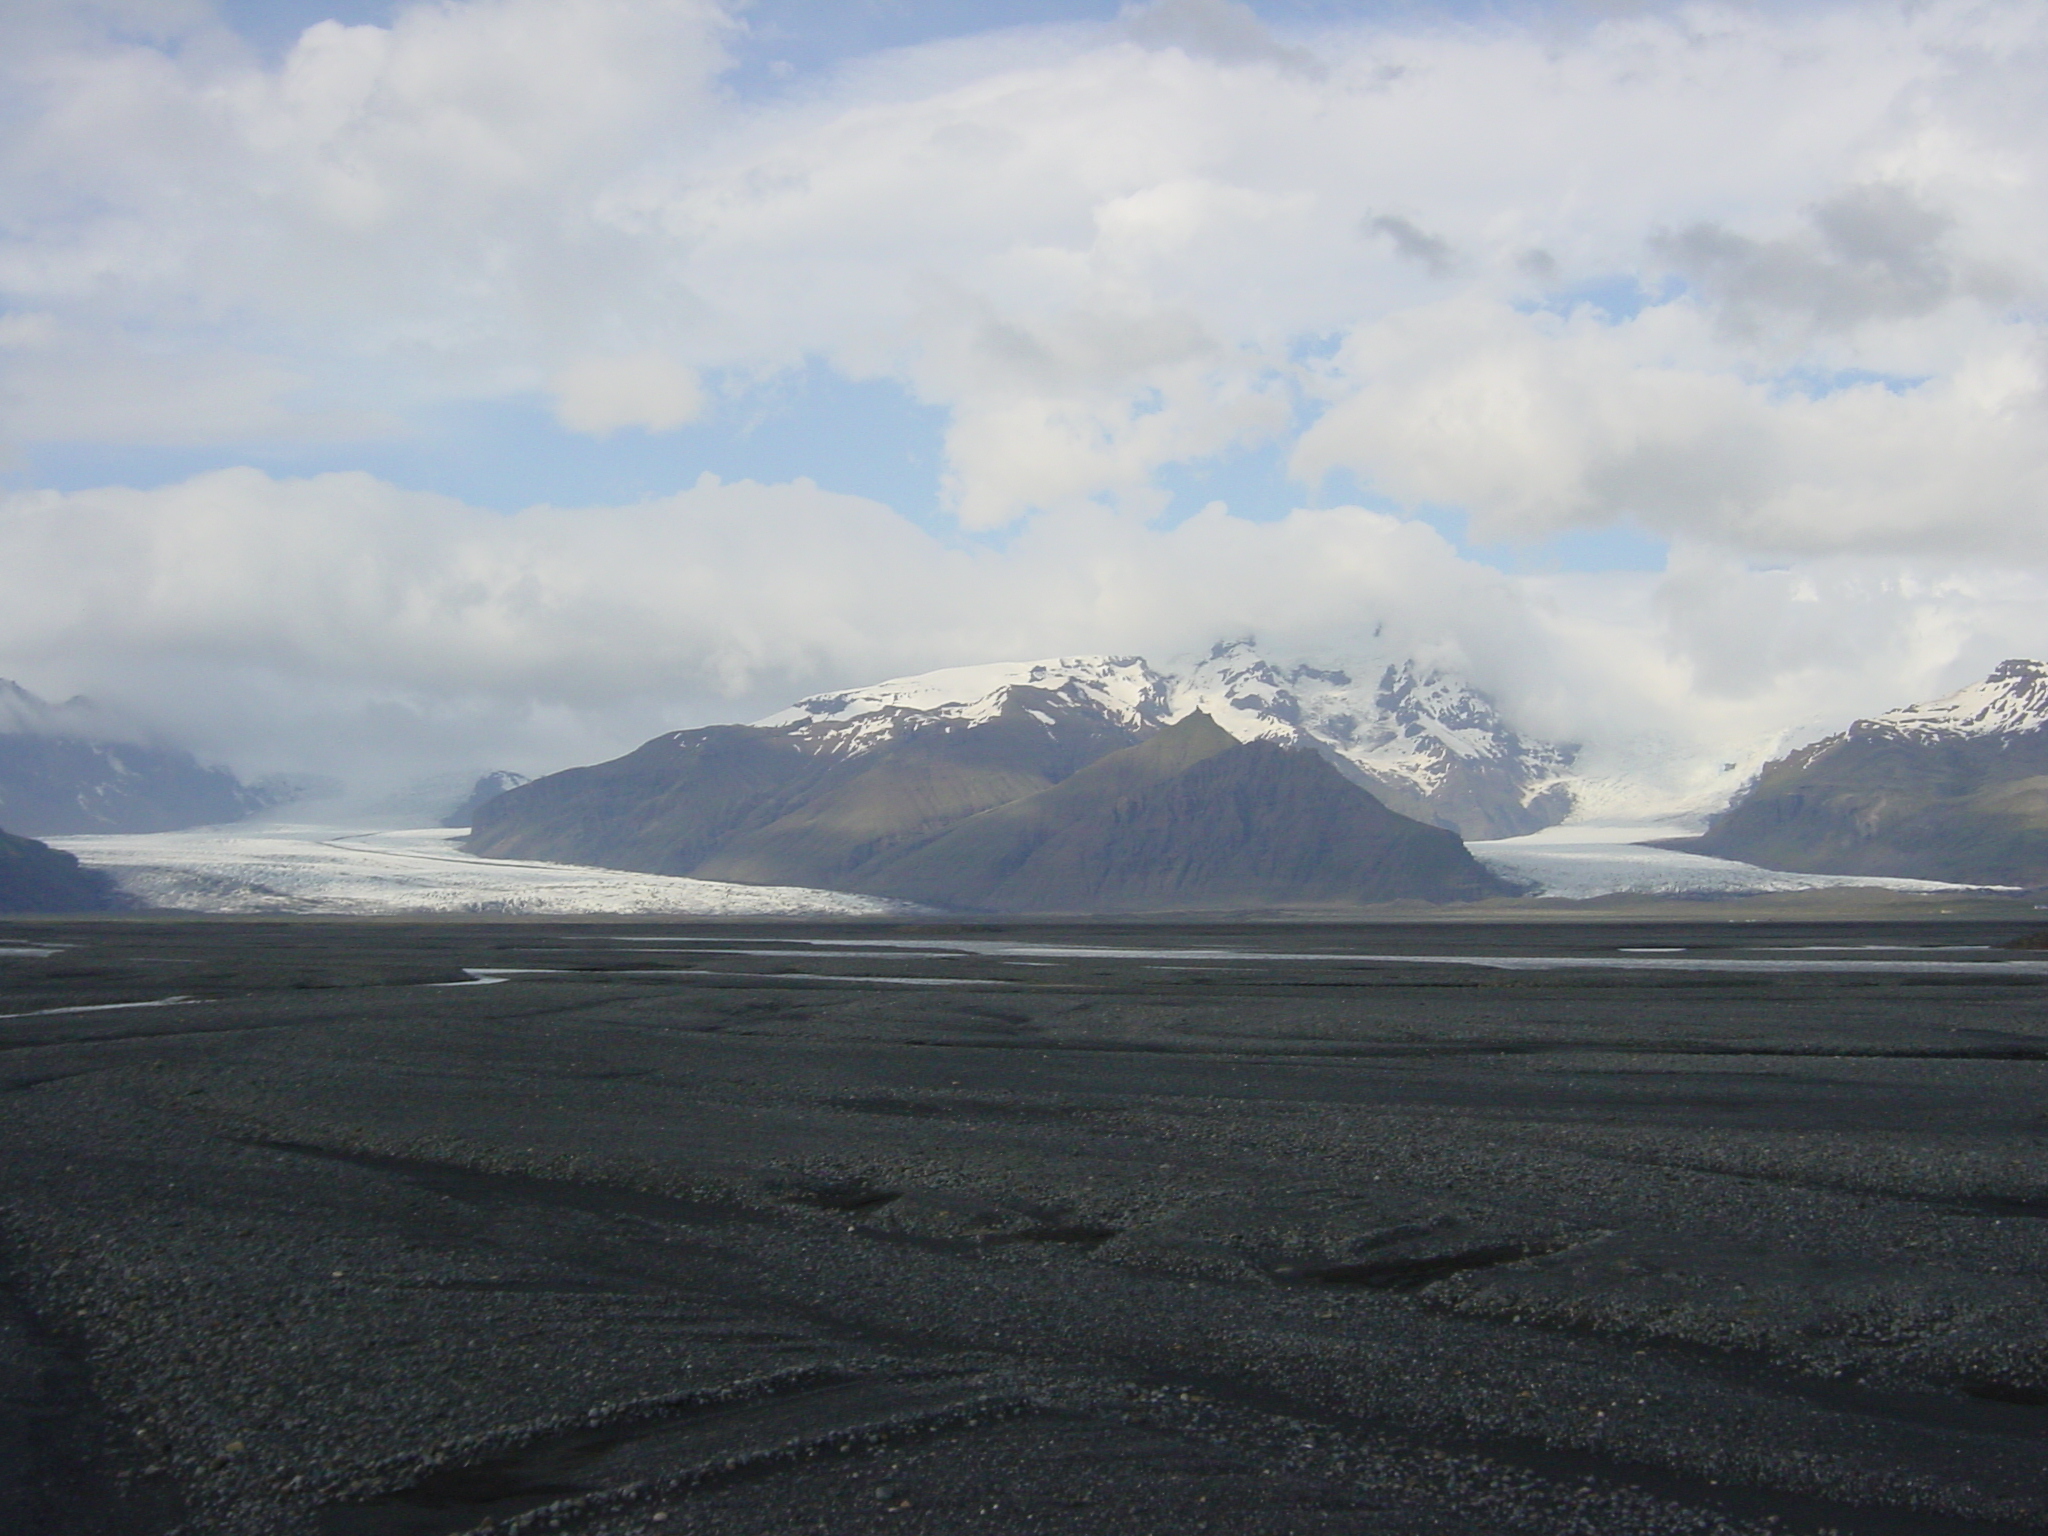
[47, 825, 918, 917]
[46, 816, 2008, 916]
[1467, 823, 2008, 900]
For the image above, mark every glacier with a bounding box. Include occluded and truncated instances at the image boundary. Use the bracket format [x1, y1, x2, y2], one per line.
[1469, 823, 2012, 900]
[46, 817, 2003, 913]
[49, 823, 919, 917]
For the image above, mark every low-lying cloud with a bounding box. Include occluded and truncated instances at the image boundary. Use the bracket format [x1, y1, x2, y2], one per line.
[3, 468, 2045, 801]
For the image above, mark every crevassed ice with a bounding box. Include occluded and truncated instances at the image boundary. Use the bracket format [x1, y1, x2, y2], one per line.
[48, 825, 918, 917]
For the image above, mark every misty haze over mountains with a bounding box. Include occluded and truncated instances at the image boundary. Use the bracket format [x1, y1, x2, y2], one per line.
[0, 679, 276, 837]
[12, 635, 2046, 913]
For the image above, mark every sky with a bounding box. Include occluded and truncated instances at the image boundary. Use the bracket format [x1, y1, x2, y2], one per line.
[0, 0, 2044, 797]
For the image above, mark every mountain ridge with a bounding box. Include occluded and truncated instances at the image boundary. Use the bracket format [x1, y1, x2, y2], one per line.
[1659, 659, 2048, 887]
[854, 712, 1511, 911]
[0, 678, 274, 836]
[468, 652, 1524, 911]
[754, 641, 1574, 840]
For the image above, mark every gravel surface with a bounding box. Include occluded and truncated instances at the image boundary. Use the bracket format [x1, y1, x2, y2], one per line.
[3, 914, 2047, 1535]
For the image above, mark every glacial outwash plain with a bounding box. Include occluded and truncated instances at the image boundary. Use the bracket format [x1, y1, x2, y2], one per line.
[6, 912, 2048, 1536]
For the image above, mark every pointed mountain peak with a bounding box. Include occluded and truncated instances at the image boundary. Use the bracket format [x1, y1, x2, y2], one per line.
[729, 640, 1577, 837]
[1094, 708, 1240, 776]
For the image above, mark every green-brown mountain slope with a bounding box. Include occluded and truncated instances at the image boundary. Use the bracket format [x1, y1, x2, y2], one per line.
[471, 699, 1508, 911]
[466, 685, 1146, 887]
[840, 712, 1512, 911]
[1662, 660, 2048, 887]
[827, 712, 1507, 909]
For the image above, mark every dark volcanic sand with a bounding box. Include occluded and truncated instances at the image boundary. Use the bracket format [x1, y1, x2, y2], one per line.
[4, 917, 2048, 1536]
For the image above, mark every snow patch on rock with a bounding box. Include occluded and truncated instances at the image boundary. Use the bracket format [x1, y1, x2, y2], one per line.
[1861, 659, 2048, 743]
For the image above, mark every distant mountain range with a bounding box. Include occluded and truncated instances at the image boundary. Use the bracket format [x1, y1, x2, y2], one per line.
[0, 679, 272, 837]
[470, 644, 1529, 911]
[756, 642, 1574, 841]
[1661, 659, 2048, 887]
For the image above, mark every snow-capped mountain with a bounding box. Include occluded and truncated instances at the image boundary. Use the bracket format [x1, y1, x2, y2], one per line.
[1855, 658, 2048, 743]
[758, 641, 1575, 839]
[1673, 658, 2048, 886]
[758, 656, 1176, 754]
[1166, 644, 1575, 839]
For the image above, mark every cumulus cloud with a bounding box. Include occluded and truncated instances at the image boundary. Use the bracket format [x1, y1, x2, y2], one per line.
[4, 468, 2047, 803]
[4, 0, 2042, 540]
[1, 0, 2047, 794]
[1292, 295, 2048, 555]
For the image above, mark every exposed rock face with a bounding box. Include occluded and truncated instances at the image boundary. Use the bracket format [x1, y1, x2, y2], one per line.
[1665, 660, 2048, 887]
[1169, 644, 1575, 840]
[853, 713, 1513, 912]
[0, 680, 267, 836]
[0, 827, 117, 912]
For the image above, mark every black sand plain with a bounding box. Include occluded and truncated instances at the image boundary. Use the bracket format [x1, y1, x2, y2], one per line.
[4, 913, 2048, 1536]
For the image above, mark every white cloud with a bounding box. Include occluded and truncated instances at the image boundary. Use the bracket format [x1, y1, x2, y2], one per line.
[1292, 296, 2048, 556]
[0, 0, 2046, 796]
[4, 468, 2048, 802]
[3, 0, 2042, 543]
[551, 352, 704, 435]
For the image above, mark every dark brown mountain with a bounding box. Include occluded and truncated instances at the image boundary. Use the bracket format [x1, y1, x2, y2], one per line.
[0, 827, 117, 912]
[853, 712, 1512, 911]
[472, 701, 1511, 912]
[466, 684, 1149, 887]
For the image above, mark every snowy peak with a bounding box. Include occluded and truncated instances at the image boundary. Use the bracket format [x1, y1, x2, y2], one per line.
[756, 656, 1176, 756]
[1683, 657, 2048, 886]
[1859, 659, 2048, 744]
[1170, 641, 1571, 803]
[754, 642, 1576, 840]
